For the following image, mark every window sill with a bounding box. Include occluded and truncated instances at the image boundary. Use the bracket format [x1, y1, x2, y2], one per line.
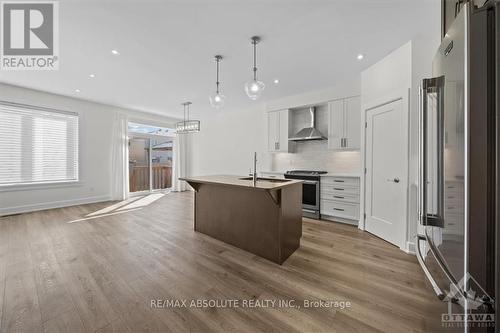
[0, 180, 84, 193]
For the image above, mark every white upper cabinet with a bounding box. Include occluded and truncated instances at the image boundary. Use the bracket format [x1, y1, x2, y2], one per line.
[328, 96, 361, 151]
[344, 96, 361, 150]
[328, 100, 344, 150]
[267, 111, 279, 151]
[267, 109, 289, 152]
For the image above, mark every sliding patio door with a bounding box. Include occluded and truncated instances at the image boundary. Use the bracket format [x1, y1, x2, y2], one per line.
[129, 137, 151, 193]
[151, 138, 173, 190]
[128, 136, 173, 194]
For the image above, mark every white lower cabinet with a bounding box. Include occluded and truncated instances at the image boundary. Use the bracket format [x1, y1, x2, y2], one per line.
[320, 176, 360, 224]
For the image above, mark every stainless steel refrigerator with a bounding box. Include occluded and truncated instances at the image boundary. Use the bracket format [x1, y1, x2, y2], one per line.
[416, 1, 498, 332]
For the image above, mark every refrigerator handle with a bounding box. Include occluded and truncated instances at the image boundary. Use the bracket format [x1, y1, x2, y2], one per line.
[421, 76, 446, 228]
[418, 84, 426, 226]
[416, 235, 445, 300]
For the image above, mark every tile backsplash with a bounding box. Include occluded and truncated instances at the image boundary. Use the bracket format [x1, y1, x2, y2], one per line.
[271, 139, 361, 173]
[270, 104, 362, 173]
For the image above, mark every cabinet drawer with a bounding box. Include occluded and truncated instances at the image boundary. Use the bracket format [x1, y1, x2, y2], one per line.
[320, 200, 359, 220]
[320, 192, 359, 204]
[321, 176, 359, 187]
[321, 184, 359, 196]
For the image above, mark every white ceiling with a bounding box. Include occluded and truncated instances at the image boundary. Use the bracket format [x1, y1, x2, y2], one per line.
[0, 0, 439, 118]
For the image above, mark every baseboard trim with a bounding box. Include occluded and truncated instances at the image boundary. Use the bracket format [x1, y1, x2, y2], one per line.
[0, 195, 112, 217]
[320, 215, 359, 226]
[404, 241, 416, 255]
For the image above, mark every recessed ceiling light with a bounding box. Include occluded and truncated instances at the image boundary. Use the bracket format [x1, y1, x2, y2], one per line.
[89, 74, 95, 78]
[274, 79, 280, 84]
[75, 89, 81, 93]
[111, 49, 120, 55]
[357, 54, 364, 60]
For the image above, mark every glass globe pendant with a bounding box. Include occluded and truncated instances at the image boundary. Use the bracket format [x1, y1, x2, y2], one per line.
[244, 36, 265, 100]
[209, 55, 226, 108]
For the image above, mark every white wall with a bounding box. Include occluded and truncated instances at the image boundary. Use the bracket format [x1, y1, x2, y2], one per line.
[0, 83, 177, 216]
[360, 3, 441, 252]
[188, 103, 268, 176]
[266, 78, 360, 112]
[188, 79, 361, 176]
[361, 41, 413, 251]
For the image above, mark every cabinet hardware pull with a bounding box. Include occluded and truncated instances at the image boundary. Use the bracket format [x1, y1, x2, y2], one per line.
[334, 188, 344, 191]
[334, 180, 344, 182]
[333, 196, 344, 199]
[333, 208, 345, 211]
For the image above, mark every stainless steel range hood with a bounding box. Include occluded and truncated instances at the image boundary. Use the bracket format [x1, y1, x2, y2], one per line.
[288, 107, 327, 141]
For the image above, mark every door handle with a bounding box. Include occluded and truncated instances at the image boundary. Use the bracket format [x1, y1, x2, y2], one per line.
[387, 177, 400, 183]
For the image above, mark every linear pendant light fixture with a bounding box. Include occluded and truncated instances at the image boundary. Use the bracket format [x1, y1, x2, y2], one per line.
[175, 102, 200, 134]
[244, 36, 265, 100]
[209, 55, 226, 108]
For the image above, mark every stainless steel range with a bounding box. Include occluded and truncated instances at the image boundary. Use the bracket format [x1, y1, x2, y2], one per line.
[284, 170, 327, 219]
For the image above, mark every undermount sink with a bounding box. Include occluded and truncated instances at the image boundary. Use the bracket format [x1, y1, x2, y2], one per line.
[239, 177, 290, 183]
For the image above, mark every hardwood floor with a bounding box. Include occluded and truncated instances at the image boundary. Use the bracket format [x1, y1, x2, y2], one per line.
[0, 191, 444, 333]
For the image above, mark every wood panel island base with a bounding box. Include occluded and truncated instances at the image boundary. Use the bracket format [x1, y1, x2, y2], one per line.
[180, 175, 303, 264]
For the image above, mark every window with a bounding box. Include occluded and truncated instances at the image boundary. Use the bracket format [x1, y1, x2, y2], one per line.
[0, 102, 79, 186]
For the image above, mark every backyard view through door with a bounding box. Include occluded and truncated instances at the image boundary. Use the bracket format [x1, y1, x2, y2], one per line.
[128, 122, 175, 194]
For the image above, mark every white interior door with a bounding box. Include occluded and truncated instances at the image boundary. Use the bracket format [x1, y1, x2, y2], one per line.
[365, 99, 406, 247]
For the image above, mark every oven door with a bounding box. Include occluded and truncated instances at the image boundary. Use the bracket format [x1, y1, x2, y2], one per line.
[302, 180, 319, 211]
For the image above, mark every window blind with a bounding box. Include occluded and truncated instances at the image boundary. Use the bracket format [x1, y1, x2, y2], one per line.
[0, 102, 79, 186]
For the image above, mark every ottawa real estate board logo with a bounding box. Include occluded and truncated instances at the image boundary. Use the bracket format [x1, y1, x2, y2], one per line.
[0, 1, 59, 70]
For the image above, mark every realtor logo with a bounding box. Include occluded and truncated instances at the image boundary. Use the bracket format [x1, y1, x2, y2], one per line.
[1, 1, 59, 70]
[441, 273, 495, 328]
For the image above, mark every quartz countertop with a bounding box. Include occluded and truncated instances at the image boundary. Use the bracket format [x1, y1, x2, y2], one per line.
[260, 170, 361, 178]
[180, 175, 302, 190]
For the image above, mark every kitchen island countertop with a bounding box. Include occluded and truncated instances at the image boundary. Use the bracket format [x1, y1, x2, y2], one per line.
[180, 175, 302, 190]
[180, 174, 303, 264]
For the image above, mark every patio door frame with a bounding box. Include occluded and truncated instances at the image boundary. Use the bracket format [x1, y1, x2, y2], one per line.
[127, 132, 174, 196]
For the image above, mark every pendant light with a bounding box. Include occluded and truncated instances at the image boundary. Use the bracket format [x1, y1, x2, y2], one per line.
[209, 55, 226, 108]
[244, 36, 265, 100]
[175, 102, 200, 134]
